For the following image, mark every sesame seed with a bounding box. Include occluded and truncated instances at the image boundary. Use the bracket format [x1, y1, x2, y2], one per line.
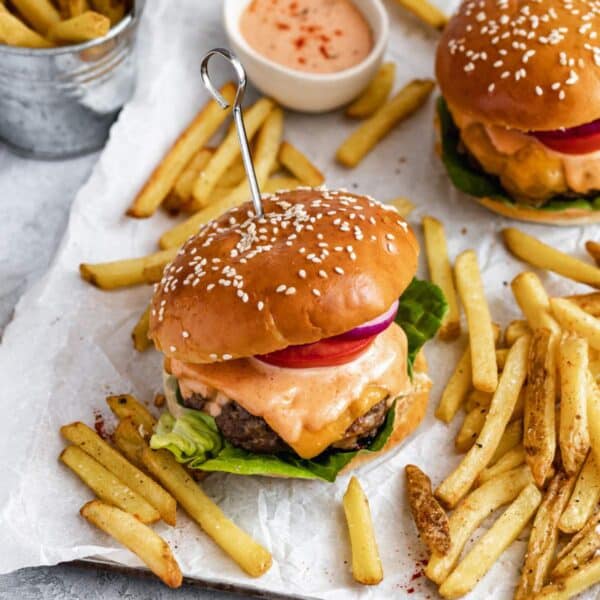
[312, 289, 321, 297]
[334, 266, 344, 275]
[257, 301, 264, 311]
[169, 346, 176, 352]
[276, 284, 287, 293]
[285, 287, 297, 295]
[222, 354, 232, 360]
[298, 269, 307, 279]
[182, 331, 190, 338]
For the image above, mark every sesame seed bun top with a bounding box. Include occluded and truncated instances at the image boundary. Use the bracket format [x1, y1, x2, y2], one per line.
[436, 0, 600, 132]
[149, 189, 418, 364]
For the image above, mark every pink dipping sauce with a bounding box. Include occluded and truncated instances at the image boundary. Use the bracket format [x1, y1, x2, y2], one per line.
[240, 0, 373, 74]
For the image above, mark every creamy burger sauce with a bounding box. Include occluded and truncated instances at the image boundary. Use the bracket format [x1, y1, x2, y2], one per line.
[170, 323, 409, 449]
[239, 0, 373, 74]
[451, 105, 600, 194]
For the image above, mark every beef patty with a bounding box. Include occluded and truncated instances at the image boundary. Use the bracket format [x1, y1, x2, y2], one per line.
[209, 398, 390, 455]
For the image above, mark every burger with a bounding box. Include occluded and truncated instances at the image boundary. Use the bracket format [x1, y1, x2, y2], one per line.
[148, 189, 446, 482]
[436, 0, 600, 225]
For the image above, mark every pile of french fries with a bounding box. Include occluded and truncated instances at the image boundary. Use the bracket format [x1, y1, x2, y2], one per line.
[0, 0, 128, 48]
[406, 221, 600, 598]
[59, 394, 272, 587]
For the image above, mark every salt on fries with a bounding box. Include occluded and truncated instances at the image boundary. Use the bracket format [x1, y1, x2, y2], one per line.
[552, 512, 600, 579]
[551, 298, 600, 351]
[346, 62, 396, 119]
[514, 473, 575, 600]
[503, 228, 600, 288]
[343, 476, 383, 585]
[142, 447, 272, 577]
[79, 247, 178, 290]
[61, 421, 177, 525]
[558, 334, 590, 475]
[564, 292, 600, 318]
[60, 445, 160, 524]
[511, 272, 560, 334]
[436, 335, 530, 508]
[81, 500, 182, 588]
[537, 556, 600, 599]
[106, 393, 156, 436]
[422, 216, 461, 340]
[126, 83, 236, 218]
[454, 250, 498, 394]
[393, 0, 448, 30]
[336, 79, 434, 168]
[405, 465, 450, 556]
[425, 465, 533, 584]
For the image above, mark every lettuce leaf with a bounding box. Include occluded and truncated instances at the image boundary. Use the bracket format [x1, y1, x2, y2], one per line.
[150, 278, 446, 481]
[396, 278, 448, 376]
[437, 97, 600, 212]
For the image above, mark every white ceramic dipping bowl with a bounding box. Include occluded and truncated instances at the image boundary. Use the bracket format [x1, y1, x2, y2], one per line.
[223, 0, 389, 113]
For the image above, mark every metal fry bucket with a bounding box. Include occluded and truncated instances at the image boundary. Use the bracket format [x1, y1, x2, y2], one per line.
[0, 3, 143, 159]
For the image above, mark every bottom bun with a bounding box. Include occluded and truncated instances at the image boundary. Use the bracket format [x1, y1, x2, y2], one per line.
[475, 197, 600, 226]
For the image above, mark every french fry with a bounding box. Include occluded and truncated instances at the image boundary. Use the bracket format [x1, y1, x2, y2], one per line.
[160, 108, 283, 250]
[586, 374, 600, 476]
[586, 240, 600, 266]
[455, 407, 487, 453]
[551, 298, 600, 351]
[393, 0, 448, 30]
[113, 418, 146, 468]
[564, 292, 600, 318]
[503, 228, 600, 288]
[422, 216, 460, 340]
[261, 176, 302, 194]
[47, 10, 109, 42]
[191, 98, 275, 206]
[80, 500, 182, 588]
[79, 247, 177, 290]
[60, 446, 160, 523]
[490, 419, 523, 465]
[478, 444, 525, 484]
[536, 555, 600, 599]
[0, 10, 53, 46]
[106, 394, 156, 437]
[435, 345, 471, 423]
[343, 476, 383, 585]
[388, 196, 415, 217]
[127, 83, 236, 218]
[559, 334, 590, 475]
[591, 349, 600, 384]
[495, 348, 509, 370]
[524, 328, 557, 487]
[465, 389, 492, 413]
[277, 141, 324, 187]
[165, 147, 214, 211]
[11, 0, 59, 33]
[436, 335, 530, 508]
[61, 422, 176, 526]
[455, 250, 498, 393]
[142, 448, 272, 577]
[438, 483, 542, 599]
[67, 0, 89, 17]
[346, 62, 396, 119]
[131, 305, 152, 352]
[552, 511, 600, 579]
[425, 465, 533, 584]
[405, 465, 450, 556]
[504, 320, 531, 346]
[511, 272, 561, 334]
[514, 473, 575, 599]
[89, 0, 125, 24]
[216, 154, 246, 188]
[559, 453, 600, 533]
[336, 79, 434, 168]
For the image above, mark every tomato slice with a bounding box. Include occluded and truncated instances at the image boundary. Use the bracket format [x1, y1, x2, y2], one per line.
[256, 334, 377, 368]
[532, 119, 600, 155]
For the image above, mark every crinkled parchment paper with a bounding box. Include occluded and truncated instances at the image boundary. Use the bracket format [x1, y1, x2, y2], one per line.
[1, 1, 599, 598]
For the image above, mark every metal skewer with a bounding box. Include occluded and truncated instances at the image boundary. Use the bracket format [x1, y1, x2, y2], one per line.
[200, 48, 264, 219]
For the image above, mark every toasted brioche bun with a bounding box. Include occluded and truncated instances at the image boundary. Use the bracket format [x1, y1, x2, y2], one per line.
[150, 189, 418, 364]
[475, 196, 600, 226]
[436, 0, 600, 132]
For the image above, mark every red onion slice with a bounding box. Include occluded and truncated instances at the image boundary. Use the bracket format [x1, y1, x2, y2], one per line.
[335, 300, 399, 341]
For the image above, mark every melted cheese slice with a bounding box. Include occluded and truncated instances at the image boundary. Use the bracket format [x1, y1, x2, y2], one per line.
[169, 323, 410, 459]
